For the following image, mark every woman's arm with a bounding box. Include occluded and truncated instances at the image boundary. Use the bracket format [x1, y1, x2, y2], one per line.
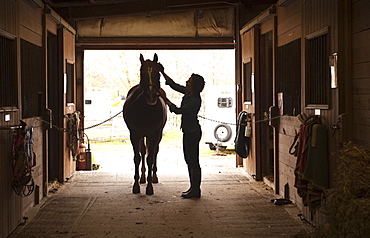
[159, 88, 176, 109]
[157, 65, 187, 94]
[163, 72, 186, 94]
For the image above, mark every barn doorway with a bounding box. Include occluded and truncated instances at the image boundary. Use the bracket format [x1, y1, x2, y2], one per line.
[82, 49, 236, 172]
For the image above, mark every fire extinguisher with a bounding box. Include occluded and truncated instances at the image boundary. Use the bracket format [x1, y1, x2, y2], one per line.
[245, 121, 252, 137]
[77, 143, 86, 170]
[235, 111, 251, 158]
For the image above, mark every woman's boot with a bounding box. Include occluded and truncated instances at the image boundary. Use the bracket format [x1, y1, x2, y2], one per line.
[181, 166, 192, 197]
[183, 168, 201, 199]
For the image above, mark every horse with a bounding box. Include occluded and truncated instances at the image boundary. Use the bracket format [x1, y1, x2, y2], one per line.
[123, 53, 167, 195]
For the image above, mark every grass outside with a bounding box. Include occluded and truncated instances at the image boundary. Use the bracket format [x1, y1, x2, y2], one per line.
[89, 129, 235, 165]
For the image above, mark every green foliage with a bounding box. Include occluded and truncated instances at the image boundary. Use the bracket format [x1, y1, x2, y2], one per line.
[92, 140, 128, 146]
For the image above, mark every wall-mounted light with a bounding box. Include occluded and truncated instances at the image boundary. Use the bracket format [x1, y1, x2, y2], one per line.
[329, 53, 338, 88]
[251, 73, 255, 93]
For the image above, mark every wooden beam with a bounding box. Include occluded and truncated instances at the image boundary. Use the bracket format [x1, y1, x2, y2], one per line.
[76, 37, 235, 49]
[48, 0, 277, 20]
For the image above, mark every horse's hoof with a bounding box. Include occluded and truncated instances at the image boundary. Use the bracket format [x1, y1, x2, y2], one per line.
[152, 176, 158, 184]
[146, 186, 154, 195]
[133, 185, 140, 194]
[140, 177, 146, 184]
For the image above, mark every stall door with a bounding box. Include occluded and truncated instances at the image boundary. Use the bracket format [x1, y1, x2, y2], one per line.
[257, 31, 274, 182]
[47, 31, 63, 181]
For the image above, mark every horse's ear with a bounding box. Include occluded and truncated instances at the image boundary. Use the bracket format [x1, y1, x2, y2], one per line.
[140, 54, 144, 63]
[153, 53, 158, 63]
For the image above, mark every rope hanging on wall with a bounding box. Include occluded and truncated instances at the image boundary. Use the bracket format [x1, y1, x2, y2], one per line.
[10, 121, 35, 197]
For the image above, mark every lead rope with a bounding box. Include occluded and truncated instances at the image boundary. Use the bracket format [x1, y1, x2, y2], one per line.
[31, 107, 289, 132]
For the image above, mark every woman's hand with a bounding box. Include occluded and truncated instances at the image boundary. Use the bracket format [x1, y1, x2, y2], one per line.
[156, 63, 172, 85]
[155, 63, 164, 73]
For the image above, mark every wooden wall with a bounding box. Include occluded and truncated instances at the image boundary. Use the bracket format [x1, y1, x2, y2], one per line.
[240, 28, 256, 175]
[352, 0, 370, 145]
[0, 0, 17, 234]
[0, 1, 45, 236]
[19, 0, 43, 46]
[63, 29, 77, 180]
[239, 0, 353, 226]
[0, 0, 17, 36]
[276, 0, 301, 46]
[276, 0, 341, 225]
[0, 1, 77, 237]
[239, 7, 276, 180]
[18, 0, 44, 218]
[275, 0, 303, 207]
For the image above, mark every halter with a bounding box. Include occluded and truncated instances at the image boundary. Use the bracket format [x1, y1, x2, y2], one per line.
[132, 64, 160, 104]
[144, 67, 158, 89]
[141, 65, 160, 92]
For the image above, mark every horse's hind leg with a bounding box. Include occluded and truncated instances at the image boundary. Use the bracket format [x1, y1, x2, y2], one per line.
[145, 135, 162, 195]
[152, 167, 158, 183]
[145, 148, 155, 195]
[139, 139, 146, 184]
[133, 153, 141, 194]
[140, 162, 146, 183]
[145, 157, 154, 196]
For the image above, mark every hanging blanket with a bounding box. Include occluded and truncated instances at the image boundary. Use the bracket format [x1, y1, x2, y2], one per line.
[304, 124, 328, 211]
[294, 116, 328, 212]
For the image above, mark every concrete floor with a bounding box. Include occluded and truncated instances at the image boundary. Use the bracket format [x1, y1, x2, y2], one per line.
[9, 144, 311, 238]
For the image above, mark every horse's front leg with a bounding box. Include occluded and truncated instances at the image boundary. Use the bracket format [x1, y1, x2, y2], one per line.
[131, 136, 142, 194]
[152, 145, 159, 184]
[139, 139, 146, 184]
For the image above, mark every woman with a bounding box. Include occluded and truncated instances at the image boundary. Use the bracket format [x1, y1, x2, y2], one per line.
[159, 65, 205, 199]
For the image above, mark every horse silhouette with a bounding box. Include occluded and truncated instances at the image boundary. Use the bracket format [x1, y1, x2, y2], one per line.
[123, 53, 167, 195]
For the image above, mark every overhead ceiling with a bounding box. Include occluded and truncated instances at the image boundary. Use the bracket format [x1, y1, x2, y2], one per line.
[44, 0, 277, 23]
[43, 0, 277, 49]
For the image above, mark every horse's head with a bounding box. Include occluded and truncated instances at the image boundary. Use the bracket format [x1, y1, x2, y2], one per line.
[139, 53, 161, 105]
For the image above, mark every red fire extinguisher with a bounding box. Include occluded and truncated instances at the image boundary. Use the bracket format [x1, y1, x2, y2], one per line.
[245, 121, 252, 137]
[77, 143, 86, 170]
